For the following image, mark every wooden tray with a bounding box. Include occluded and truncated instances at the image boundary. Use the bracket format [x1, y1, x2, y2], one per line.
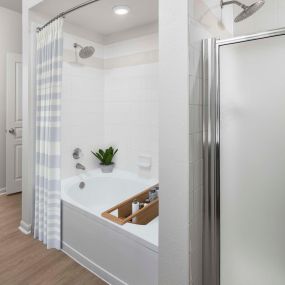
[101, 184, 159, 225]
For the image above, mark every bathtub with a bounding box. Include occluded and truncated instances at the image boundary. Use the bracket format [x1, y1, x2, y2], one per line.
[61, 169, 159, 285]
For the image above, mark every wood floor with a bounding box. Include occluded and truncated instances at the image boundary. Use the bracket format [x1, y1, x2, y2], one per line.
[0, 194, 107, 285]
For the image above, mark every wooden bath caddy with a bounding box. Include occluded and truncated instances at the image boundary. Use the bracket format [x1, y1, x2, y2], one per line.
[101, 185, 159, 225]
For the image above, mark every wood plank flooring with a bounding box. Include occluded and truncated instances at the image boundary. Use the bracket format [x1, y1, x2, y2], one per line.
[0, 194, 107, 285]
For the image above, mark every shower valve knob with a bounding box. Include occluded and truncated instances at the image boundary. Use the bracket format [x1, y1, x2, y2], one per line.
[73, 148, 82, 159]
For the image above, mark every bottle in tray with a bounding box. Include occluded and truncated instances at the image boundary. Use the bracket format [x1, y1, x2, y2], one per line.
[132, 199, 139, 223]
[149, 189, 158, 201]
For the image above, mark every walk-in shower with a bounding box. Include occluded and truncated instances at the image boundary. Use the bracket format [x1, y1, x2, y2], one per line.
[221, 0, 265, 22]
[203, 27, 285, 285]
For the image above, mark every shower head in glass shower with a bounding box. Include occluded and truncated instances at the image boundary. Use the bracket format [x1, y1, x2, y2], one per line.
[221, 0, 265, 23]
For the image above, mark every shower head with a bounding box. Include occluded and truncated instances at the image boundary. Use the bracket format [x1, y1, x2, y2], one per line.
[234, 0, 265, 22]
[221, 0, 265, 23]
[79, 46, 95, 58]
[74, 43, 95, 59]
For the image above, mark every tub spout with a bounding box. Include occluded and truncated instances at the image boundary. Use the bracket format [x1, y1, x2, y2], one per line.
[76, 163, 86, 171]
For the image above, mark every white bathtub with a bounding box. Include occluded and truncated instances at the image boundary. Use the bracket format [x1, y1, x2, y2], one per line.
[61, 169, 159, 285]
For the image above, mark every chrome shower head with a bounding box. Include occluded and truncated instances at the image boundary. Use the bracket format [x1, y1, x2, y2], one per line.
[74, 43, 95, 59]
[79, 46, 95, 58]
[221, 0, 265, 23]
[234, 0, 265, 22]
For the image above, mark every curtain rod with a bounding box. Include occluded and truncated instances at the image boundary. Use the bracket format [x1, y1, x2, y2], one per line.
[37, 0, 101, 32]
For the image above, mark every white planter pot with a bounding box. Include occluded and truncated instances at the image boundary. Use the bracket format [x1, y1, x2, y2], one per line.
[100, 164, 115, 173]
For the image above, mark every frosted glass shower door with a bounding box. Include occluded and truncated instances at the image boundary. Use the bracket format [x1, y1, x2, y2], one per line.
[220, 36, 285, 285]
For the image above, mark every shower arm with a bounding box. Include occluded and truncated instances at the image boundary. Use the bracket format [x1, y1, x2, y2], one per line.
[74, 43, 83, 49]
[221, 0, 248, 9]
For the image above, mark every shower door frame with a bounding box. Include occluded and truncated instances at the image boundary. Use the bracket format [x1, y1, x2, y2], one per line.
[202, 27, 285, 285]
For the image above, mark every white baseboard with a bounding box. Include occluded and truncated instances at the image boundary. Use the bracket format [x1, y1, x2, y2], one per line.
[18, 220, 32, 235]
[62, 242, 127, 285]
[0, 187, 6, 195]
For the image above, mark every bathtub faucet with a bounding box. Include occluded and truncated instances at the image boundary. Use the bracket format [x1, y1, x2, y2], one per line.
[76, 163, 86, 171]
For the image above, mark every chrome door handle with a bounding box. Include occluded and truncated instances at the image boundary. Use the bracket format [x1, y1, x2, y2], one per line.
[8, 128, 16, 135]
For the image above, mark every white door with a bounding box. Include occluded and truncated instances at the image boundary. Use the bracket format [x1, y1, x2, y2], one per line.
[6, 53, 22, 195]
[220, 36, 285, 285]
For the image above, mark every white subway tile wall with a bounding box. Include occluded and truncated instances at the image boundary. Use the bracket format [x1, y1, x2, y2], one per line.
[61, 32, 159, 180]
[104, 63, 159, 178]
[61, 63, 105, 178]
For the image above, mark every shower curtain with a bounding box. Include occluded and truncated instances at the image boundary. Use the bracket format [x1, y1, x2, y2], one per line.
[34, 18, 64, 249]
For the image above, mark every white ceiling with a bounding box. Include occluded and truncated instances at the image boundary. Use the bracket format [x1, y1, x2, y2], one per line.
[33, 0, 158, 36]
[0, 0, 22, 12]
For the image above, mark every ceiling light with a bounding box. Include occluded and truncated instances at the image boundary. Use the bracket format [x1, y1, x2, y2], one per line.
[113, 5, 130, 15]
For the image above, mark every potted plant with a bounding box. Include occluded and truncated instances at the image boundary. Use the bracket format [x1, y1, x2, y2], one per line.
[91, 147, 118, 173]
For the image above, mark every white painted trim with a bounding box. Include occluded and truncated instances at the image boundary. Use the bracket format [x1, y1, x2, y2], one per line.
[62, 242, 127, 285]
[6, 53, 23, 195]
[18, 220, 32, 235]
[159, 0, 190, 284]
[0, 188, 6, 195]
[22, 0, 42, 229]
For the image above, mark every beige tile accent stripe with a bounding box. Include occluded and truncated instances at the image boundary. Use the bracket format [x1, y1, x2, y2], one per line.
[63, 50, 104, 69]
[104, 50, 159, 69]
[63, 49, 159, 70]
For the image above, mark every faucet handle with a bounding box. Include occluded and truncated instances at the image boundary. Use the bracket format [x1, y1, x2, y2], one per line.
[76, 163, 86, 171]
[73, 148, 82, 159]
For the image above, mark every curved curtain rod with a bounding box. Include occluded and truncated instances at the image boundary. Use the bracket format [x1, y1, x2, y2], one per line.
[37, 0, 101, 32]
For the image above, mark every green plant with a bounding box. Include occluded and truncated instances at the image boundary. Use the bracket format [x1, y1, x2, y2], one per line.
[91, 147, 118, 165]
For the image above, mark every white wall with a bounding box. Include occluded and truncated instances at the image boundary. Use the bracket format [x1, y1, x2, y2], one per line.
[234, 0, 285, 36]
[188, 1, 233, 284]
[104, 34, 159, 179]
[61, 34, 105, 178]
[159, 0, 191, 284]
[0, 7, 22, 191]
[61, 32, 159, 180]
[21, 0, 43, 234]
[62, 63, 105, 177]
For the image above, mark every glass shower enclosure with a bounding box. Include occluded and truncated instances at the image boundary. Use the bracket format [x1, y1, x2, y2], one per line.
[203, 28, 285, 285]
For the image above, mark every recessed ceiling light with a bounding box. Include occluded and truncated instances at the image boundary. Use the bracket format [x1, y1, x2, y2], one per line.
[113, 5, 130, 15]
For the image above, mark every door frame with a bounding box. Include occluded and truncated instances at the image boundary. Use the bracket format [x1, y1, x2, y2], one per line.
[6, 53, 22, 195]
[202, 27, 285, 285]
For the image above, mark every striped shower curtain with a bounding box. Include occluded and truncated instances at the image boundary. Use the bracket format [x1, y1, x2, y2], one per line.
[34, 18, 64, 249]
